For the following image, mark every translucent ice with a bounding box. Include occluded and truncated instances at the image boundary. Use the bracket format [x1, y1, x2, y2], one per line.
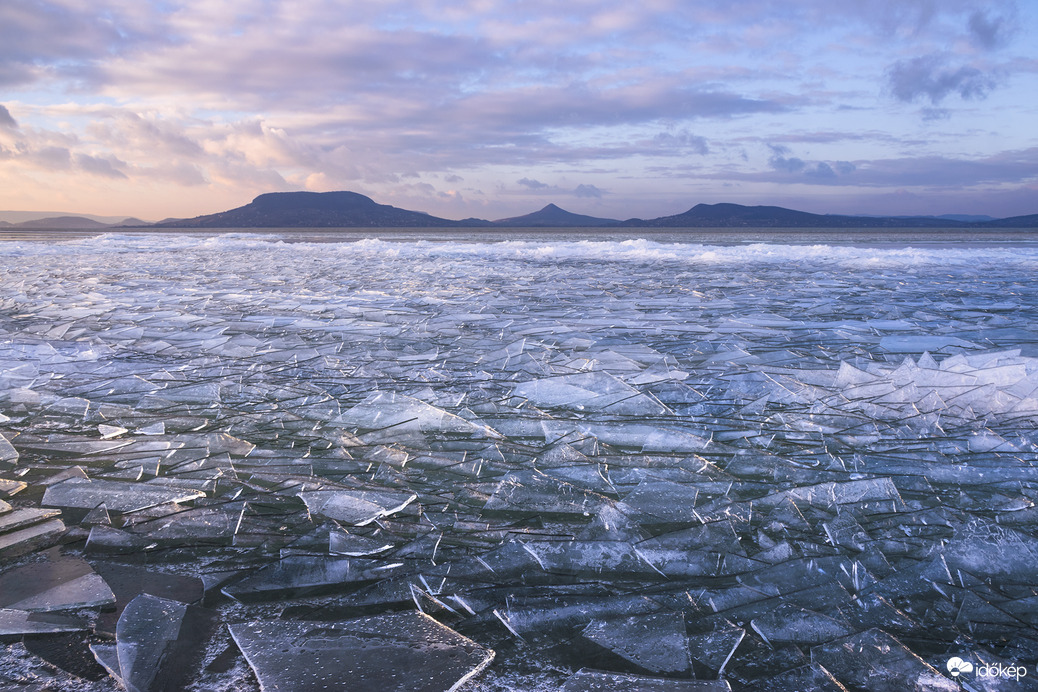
[581, 612, 692, 675]
[229, 611, 494, 692]
[810, 629, 957, 692]
[0, 555, 115, 612]
[42, 477, 205, 512]
[560, 668, 732, 691]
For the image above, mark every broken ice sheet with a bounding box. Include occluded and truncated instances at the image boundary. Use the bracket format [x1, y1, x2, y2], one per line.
[513, 372, 672, 415]
[96, 593, 213, 692]
[334, 391, 501, 439]
[686, 626, 744, 678]
[0, 518, 66, 557]
[810, 629, 957, 692]
[560, 668, 731, 691]
[90, 562, 204, 636]
[750, 603, 854, 646]
[42, 477, 205, 513]
[0, 554, 115, 612]
[229, 611, 494, 692]
[580, 612, 692, 676]
[482, 472, 610, 519]
[298, 488, 417, 525]
[222, 556, 406, 601]
[619, 480, 700, 525]
[329, 528, 395, 556]
[6, 232, 1038, 690]
[0, 609, 87, 638]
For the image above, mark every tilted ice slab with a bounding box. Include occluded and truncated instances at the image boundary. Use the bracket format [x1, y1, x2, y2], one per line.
[91, 593, 212, 692]
[730, 350, 1038, 434]
[513, 372, 672, 416]
[0, 555, 115, 612]
[229, 611, 494, 692]
[42, 477, 205, 512]
[334, 391, 501, 439]
[299, 488, 418, 525]
[580, 612, 692, 676]
[0, 609, 87, 637]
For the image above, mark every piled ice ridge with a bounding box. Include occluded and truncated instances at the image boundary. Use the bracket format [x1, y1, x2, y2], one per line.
[2, 233, 1038, 690]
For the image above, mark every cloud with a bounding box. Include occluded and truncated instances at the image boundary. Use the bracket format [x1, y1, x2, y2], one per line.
[805, 162, 836, 179]
[573, 184, 604, 198]
[769, 151, 806, 173]
[713, 147, 1038, 190]
[968, 10, 1013, 50]
[888, 54, 999, 103]
[0, 105, 17, 129]
[0, 0, 169, 87]
[73, 153, 127, 179]
[1, 0, 1035, 220]
[654, 130, 709, 155]
[518, 177, 550, 190]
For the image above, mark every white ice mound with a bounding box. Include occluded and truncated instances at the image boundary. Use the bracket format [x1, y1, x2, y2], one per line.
[513, 372, 672, 415]
[733, 349, 1038, 426]
[334, 391, 501, 438]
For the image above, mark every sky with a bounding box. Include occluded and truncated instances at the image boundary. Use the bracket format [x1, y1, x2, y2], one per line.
[1, 0, 1037, 222]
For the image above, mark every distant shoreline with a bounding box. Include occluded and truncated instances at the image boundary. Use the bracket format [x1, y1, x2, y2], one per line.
[4, 226, 1038, 249]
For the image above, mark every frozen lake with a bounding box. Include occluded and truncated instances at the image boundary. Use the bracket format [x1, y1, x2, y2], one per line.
[2, 229, 1038, 690]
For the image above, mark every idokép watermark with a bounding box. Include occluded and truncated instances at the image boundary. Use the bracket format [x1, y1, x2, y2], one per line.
[947, 655, 1028, 682]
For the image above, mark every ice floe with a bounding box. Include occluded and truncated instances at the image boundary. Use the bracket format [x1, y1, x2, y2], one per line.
[2, 232, 1038, 689]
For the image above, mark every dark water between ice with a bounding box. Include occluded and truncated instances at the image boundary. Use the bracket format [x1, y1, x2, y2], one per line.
[2, 228, 1038, 691]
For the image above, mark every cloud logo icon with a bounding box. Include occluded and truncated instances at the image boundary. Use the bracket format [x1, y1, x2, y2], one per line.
[947, 657, 974, 676]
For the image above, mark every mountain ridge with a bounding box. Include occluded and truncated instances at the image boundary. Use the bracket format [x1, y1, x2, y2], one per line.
[12, 191, 1038, 230]
[621, 203, 974, 228]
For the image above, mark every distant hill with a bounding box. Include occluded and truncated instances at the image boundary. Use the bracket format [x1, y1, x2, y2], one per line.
[493, 203, 618, 227]
[0, 210, 144, 225]
[977, 213, 1038, 228]
[622, 203, 976, 228]
[12, 216, 111, 229]
[112, 217, 150, 227]
[853, 213, 996, 223]
[155, 191, 492, 228]
[935, 214, 995, 223]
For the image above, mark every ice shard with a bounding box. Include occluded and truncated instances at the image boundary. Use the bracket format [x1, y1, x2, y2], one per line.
[749, 663, 848, 691]
[42, 477, 205, 512]
[222, 556, 405, 601]
[0, 517, 66, 556]
[105, 594, 214, 692]
[0, 555, 115, 612]
[560, 668, 732, 691]
[0, 609, 87, 638]
[810, 629, 958, 691]
[90, 562, 205, 636]
[513, 372, 672, 415]
[750, 603, 855, 646]
[298, 488, 418, 525]
[686, 626, 744, 677]
[482, 472, 610, 519]
[228, 611, 494, 692]
[580, 612, 692, 676]
[335, 391, 501, 439]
